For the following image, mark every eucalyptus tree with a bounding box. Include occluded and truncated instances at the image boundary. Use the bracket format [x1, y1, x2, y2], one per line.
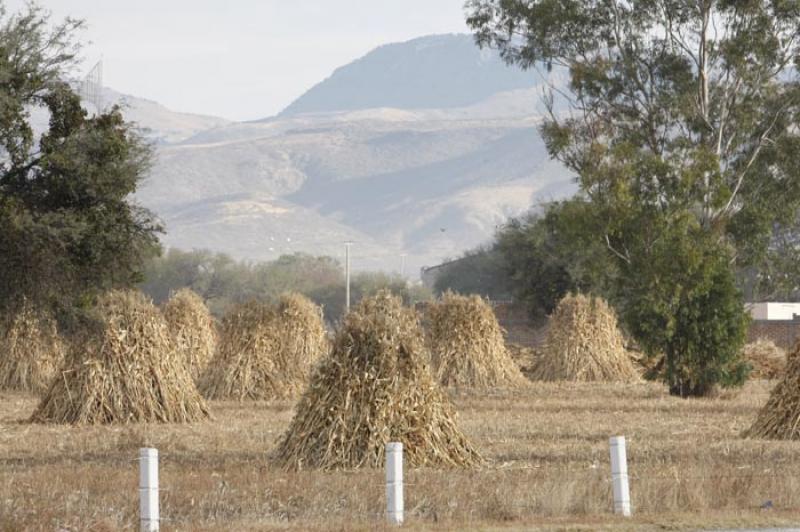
[467, 1, 800, 395]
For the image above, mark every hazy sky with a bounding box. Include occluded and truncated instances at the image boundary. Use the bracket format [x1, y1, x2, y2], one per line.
[6, 1, 469, 121]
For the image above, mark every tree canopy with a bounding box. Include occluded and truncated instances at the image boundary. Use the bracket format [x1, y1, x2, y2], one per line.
[0, 3, 161, 316]
[465, 0, 800, 394]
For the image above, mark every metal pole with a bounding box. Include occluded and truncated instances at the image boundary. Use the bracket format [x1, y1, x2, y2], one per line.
[400, 254, 407, 278]
[345, 242, 352, 312]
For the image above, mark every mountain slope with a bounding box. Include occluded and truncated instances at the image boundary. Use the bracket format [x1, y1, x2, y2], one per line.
[137, 34, 576, 275]
[280, 34, 540, 116]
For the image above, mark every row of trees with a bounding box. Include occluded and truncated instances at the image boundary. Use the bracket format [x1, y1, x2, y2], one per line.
[141, 249, 430, 322]
[458, 0, 800, 396]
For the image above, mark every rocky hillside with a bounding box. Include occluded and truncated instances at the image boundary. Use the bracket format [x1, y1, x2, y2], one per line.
[134, 34, 576, 275]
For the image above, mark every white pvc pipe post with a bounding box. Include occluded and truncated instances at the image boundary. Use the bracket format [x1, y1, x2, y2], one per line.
[385, 442, 404, 525]
[609, 436, 632, 517]
[139, 448, 160, 531]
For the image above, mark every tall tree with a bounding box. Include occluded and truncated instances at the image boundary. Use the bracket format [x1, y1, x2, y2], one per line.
[466, 0, 800, 394]
[0, 3, 162, 316]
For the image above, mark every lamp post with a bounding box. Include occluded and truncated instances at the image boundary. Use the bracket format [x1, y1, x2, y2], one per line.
[345, 242, 353, 312]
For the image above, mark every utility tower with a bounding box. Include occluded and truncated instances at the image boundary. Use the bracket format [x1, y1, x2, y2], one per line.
[80, 59, 104, 111]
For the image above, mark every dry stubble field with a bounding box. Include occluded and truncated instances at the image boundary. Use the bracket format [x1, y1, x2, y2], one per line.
[3, 380, 800, 531]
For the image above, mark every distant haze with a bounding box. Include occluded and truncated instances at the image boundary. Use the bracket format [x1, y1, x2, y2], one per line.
[4, 0, 469, 120]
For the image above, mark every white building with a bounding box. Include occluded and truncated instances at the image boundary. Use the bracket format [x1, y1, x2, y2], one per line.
[747, 302, 800, 321]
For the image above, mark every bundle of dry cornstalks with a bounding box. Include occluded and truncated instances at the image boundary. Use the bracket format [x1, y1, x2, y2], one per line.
[272, 290, 482, 470]
[746, 341, 800, 439]
[200, 294, 326, 400]
[530, 293, 639, 382]
[427, 292, 527, 388]
[31, 290, 209, 424]
[742, 339, 786, 380]
[163, 288, 217, 381]
[0, 299, 64, 394]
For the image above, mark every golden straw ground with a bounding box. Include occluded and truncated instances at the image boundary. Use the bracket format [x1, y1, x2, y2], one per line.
[31, 290, 209, 424]
[427, 292, 527, 388]
[531, 293, 639, 382]
[273, 290, 481, 470]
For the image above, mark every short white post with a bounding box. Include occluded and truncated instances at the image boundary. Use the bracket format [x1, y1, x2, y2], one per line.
[386, 442, 404, 525]
[609, 436, 632, 517]
[139, 448, 159, 531]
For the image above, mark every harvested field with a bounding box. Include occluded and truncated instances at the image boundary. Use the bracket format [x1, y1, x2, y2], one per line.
[3, 380, 800, 530]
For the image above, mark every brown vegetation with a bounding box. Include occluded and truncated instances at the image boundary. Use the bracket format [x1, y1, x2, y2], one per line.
[0, 299, 64, 393]
[427, 292, 527, 388]
[31, 290, 209, 424]
[273, 291, 481, 470]
[199, 295, 326, 401]
[163, 288, 217, 381]
[531, 293, 640, 382]
[746, 341, 800, 439]
[743, 339, 786, 380]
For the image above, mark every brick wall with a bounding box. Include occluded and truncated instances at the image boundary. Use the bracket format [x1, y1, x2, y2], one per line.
[747, 319, 800, 350]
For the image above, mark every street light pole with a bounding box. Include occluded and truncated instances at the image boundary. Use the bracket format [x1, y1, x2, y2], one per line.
[345, 242, 353, 313]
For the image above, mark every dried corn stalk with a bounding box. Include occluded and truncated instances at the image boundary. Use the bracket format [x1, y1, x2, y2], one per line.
[427, 292, 527, 388]
[0, 299, 64, 394]
[31, 290, 209, 424]
[742, 339, 786, 380]
[199, 293, 327, 400]
[272, 290, 482, 470]
[531, 293, 639, 382]
[163, 288, 217, 381]
[746, 340, 800, 439]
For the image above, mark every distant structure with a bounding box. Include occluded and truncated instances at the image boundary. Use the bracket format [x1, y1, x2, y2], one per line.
[79, 60, 104, 111]
[420, 257, 468, 290]
[747, 302, 800, 321]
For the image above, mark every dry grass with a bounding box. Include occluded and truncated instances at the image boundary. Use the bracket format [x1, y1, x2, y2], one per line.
[4, 379, 800, 530]
[4, 374, 800, 530]
[0, 299, 65, 394]
[31, 290, 209, 424]
[427, 293, 527, 388]
[273, 291, 481, 470]
[743, 338, 786, 380]
[163, 288, 217, 381]
[532, 294, 640, 382]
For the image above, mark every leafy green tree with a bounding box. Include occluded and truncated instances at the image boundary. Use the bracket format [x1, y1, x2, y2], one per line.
[495, 199, 617, 320]
[618, 217, 749, 396]
[466, 0, 800, 394]
[0, 4, 161, 316]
